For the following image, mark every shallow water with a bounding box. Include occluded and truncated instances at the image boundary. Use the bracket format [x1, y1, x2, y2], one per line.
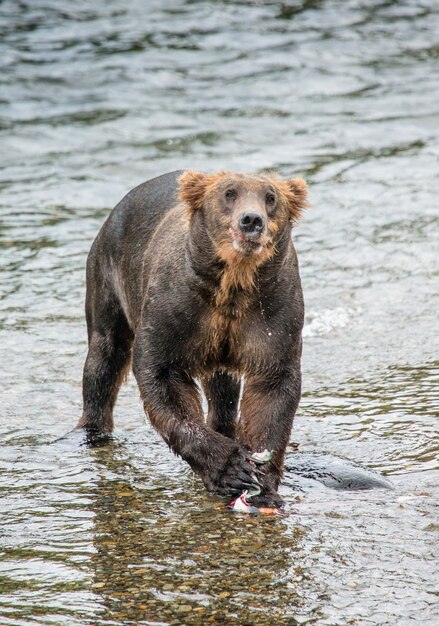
[1, 0, 438, 624]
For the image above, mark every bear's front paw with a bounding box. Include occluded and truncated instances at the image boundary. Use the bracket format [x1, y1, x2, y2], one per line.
[202, 445, 263, 497]
[247, 489, 285, 510]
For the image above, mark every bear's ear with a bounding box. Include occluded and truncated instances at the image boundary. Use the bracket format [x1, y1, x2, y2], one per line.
[281, 176, 308, 222]
[178, 170, 209, 216]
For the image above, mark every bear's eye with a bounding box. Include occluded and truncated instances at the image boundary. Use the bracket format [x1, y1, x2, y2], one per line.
[225, 189, 237, 201]
[266, 192, 276, 206]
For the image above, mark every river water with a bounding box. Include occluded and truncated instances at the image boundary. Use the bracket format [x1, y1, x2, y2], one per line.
[1, 1, 438, 624]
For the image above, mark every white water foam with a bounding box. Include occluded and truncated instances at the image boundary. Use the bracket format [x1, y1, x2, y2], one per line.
[302, 307, 359, 338]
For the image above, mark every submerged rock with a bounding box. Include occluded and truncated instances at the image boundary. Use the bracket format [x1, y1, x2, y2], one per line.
[284, 451, 393, 491]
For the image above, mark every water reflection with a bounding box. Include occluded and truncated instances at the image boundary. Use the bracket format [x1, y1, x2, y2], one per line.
[88, 444, 316, 625]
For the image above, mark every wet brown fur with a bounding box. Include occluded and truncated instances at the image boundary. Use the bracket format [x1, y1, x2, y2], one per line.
[179, 171, 306, 364]
[80, 169, 308, 507]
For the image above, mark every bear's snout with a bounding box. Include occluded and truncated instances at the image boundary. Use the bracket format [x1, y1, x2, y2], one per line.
[238, 212, 265, 239]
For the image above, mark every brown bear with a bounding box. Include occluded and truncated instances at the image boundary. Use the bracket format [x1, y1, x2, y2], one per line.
[77, 170, 308, 508]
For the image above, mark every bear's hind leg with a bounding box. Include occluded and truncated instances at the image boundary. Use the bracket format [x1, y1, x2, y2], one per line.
[78, 295, 133, 439]
[201, 371, 241, 440]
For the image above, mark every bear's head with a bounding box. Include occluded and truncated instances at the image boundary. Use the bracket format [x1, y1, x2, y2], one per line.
[178, 170, 307, 266]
